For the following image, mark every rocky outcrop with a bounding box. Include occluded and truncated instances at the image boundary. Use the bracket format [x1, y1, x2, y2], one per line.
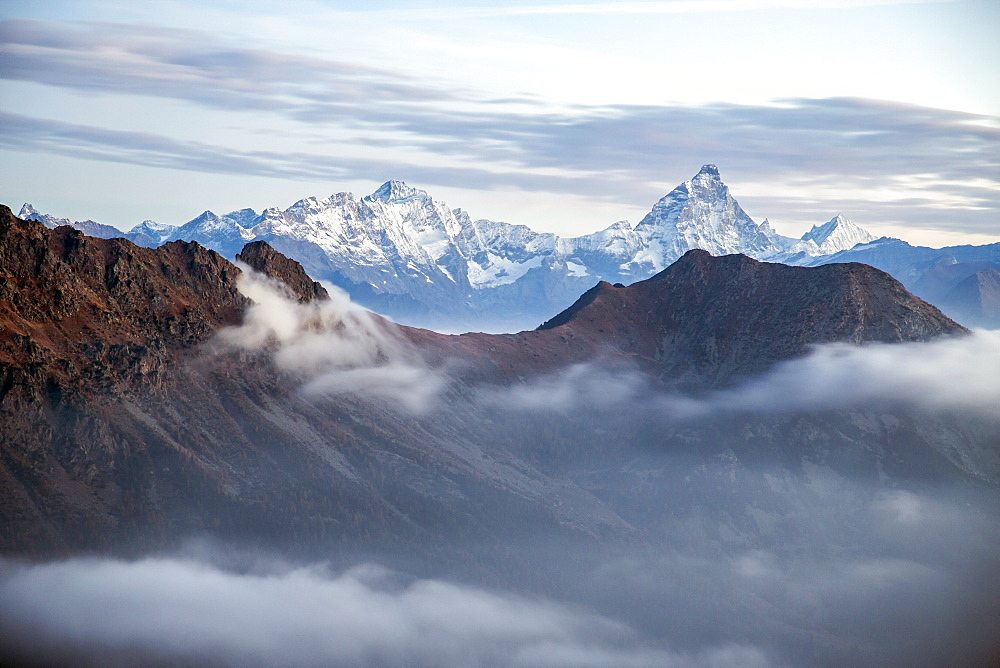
[0, 205, 245, 394]
[236, 240, 329, 303]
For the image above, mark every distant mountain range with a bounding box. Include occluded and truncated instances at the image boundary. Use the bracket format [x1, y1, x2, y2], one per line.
[17, 165, 1000, 330]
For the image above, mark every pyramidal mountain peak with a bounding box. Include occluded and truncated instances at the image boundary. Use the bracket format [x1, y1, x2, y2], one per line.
[632, 164, 774, 267]
[17, 203, 40, 219]
[801, 213, 876, 255]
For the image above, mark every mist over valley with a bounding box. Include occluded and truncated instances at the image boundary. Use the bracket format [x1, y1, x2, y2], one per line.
[1, 201, 998, 665]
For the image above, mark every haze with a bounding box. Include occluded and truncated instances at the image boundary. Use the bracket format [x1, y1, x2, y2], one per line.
[1, 0, 998, 246]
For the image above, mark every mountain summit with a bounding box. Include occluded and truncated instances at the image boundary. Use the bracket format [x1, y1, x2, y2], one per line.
[367, 180, 430, 204]
[800, 214, 876, 255]
[631, 164, 774, 271]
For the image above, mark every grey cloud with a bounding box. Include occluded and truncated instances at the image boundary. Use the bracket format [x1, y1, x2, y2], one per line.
[0, 19, 449, 117]
[0, 557, 765, 667]
[2, 19, 997, 235]
[0, 111, 350, 181]
[3, 470, 995, 666]
[0, 111, 594, 200]
[703, 330, 1000, 417]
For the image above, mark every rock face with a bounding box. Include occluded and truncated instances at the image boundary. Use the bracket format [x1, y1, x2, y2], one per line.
[0, 205, 245, 387]
[0, 206, 987, 565]
[236, 240, 329, 303]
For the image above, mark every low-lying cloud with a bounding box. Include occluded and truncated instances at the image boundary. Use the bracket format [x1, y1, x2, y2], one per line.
[215, 268, 446, 413]
[709, 330, 1000, 416]
[226, 272, 1000, 423]
[2, 472, 997, 666]
[494, 330, 1000, 420]
[0, 557, 766, 667]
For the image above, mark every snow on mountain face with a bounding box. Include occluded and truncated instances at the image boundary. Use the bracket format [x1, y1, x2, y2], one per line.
[631, 164, 776, 272]
[801, 214, 876, 255]
[18, 203, 126, 240]
[129, 220, 180, 245]
[19, 203, 71, 229]
[13, 167, 882, 331]
[187, 166, 799, 328]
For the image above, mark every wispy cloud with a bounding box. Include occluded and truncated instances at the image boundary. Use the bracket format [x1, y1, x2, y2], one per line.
[382, 0, 958, 18]
[493, 330, 1000, 419]
[214, 269, 447, 413]
[2, 19, 997, 236]
[0, 19, 450, 116]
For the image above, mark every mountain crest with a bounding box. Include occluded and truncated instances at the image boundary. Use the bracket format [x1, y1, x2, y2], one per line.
[631, 165, 775, 270]
[802, 214, 876, 254]
[533, 249, 966, 383]
[368, 180, 429, 204]
[236, 241, 329, 303]
[695, 163, 721, 179]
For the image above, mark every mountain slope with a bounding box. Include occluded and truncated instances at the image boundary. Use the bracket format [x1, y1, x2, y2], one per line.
[3, 203, 999, 667]
[446, 249, 965, 386]
[2, 202, 984, 558]
[804, 237, 1000, 328]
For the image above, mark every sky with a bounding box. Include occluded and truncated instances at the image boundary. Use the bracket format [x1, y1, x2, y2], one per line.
[1, 0, 998, 247]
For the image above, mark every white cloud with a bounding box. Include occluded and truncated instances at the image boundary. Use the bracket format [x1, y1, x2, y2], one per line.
[215, 268, 446, 413]
[494, 331, 1000, 420]
[707, 330, 1000, 417]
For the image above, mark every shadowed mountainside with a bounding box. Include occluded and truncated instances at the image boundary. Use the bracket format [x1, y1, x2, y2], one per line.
[412, 249, 965, 387]
[0, 204, 986, 563]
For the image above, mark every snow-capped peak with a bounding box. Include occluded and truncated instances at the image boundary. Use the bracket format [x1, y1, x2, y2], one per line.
[801, 214, 875, 255]
[132, 219, 171, 233]
[129, 219, 179, 244]
[17, 203, 72, 229]
[695, 163, 721, 179]
[18, 203, 40, 219]
[367, 180, 429, 204]
[631, 165, 776, 269]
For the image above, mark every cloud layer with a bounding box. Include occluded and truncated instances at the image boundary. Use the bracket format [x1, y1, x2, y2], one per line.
[494, 330, 1000, 420]
[0, 557, 765, 667]
[3, 470, 997, 667]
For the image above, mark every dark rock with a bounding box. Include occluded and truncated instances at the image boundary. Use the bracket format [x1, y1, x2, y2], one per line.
[236, 240, 329, 303]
